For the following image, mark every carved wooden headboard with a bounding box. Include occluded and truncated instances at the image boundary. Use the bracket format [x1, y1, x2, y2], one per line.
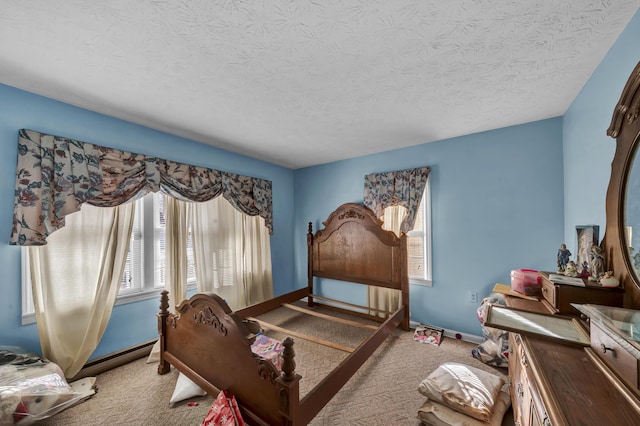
[306, 203, 409, 327]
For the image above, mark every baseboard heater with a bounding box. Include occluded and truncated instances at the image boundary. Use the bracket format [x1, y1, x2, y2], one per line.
[70, 339, 157, 381]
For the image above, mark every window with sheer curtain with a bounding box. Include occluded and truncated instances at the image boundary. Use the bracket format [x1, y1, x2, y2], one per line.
[372, 182, 431, 317]
[22, 193, 272, 377]
[384, 185, 432, 285]
[380, 180, 432, 281]
[363, 166, 432, 284]
[119, 193, 196, 296]
[13, 129, 274, 378]
[406, 181, 432, 286]
[364, 166, 431, 317]
[22, 191, 269, 321]
[21, 193, 184, 323]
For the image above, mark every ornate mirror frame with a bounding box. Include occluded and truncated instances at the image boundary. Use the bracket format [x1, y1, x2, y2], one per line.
[605, 60, 640, 308]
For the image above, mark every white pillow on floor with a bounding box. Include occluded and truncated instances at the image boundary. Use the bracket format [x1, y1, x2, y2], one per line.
[418, 388, 511, 426]
[169, 372, 206, 404]
[418, 362, 505, 422]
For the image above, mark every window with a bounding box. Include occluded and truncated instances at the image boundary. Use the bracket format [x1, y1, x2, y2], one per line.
[407, 179, 432, 286]
[380, 179, 432, 287]
[119, 193, 196, 295]
[22, 192, 195, 324]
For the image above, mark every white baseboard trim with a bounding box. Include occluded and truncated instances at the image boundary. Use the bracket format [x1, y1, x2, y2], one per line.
[70, 339, 156, 381]
[410, 320, 482, 345]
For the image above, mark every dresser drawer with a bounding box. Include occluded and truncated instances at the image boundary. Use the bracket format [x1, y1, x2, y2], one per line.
[590, 322, 640, 391]
[509, 333, 550, 426]
[540, 279, 555, 308]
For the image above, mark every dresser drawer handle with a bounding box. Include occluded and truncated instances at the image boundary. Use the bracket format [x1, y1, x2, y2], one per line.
[600, 343, 615, 354]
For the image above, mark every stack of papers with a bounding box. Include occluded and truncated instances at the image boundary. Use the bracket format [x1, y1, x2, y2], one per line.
[548, 273, 585, 287]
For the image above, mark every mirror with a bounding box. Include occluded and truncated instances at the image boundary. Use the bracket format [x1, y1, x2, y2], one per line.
[605, 60, 640, 308]
[626, 133, 640, 279]
[484, 305, 590, 347]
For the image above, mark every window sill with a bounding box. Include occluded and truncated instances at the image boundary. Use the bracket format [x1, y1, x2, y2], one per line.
[115, 288, 164, 306]
[410, 278, 432, 287]
[21, 284, 197, 326]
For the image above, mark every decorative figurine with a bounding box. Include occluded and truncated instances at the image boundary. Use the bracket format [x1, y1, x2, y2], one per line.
[589, 245, 605, 282]
[580, 260, 590, 278]
[565, 260, 578, 277]
[600, 271, 620, 288]
[557, 243, 572, 273]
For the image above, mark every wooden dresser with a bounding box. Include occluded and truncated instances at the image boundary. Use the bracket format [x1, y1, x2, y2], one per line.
[504, 295, 640, 425]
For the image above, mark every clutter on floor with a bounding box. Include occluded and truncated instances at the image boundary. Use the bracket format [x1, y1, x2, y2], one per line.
[0, 346, 95, 425]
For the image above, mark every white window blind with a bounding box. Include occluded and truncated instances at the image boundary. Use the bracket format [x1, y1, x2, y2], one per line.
[22, 192, 196, 324]
[407, 179, 432, 286]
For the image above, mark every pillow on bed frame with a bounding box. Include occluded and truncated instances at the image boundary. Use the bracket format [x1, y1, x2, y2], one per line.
[250, 334, 284, 370]
[418, 362, 505, 422]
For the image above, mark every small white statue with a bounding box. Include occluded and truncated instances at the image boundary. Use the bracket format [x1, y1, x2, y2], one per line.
[600, 271, 620, 288]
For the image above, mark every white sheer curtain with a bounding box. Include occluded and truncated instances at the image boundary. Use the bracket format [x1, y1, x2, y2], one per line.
[147, 194, 192, 364]
[29, 203, 134, 378]
[163, 194, 192, 313]
[368, 206, 405, 317]
[148, 195, 273, 363]
[191, 196, 273, 310]
[239, 208, 274, 305]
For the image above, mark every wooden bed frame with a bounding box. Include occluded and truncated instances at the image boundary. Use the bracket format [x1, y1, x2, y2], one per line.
[157, 202, 410, 425]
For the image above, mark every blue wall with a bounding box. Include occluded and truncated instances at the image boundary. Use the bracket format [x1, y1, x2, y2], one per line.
[0, 84, 295, 357]
[294, 119, 564, 335]
[563, 9, 640, 253]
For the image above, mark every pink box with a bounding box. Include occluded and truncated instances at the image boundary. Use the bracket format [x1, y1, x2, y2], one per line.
[510, 269, 541, 296]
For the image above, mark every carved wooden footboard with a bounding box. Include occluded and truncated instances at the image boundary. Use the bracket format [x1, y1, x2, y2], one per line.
[157, 291, 302, 425]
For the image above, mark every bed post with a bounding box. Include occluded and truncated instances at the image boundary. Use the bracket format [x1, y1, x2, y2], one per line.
[276, 337, 301, 425]
[157, 290, 171, 375]
[307, 222, 314, 308]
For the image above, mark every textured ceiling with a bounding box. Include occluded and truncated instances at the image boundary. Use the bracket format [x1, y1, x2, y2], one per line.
[1, 1, 639, 169]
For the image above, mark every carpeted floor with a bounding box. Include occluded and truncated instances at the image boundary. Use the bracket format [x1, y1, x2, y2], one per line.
[39, 303, 513, 425]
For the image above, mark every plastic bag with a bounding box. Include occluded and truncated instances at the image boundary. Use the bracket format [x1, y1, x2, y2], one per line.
[0, 347, 83, 425]
[471, 293, 509, 368]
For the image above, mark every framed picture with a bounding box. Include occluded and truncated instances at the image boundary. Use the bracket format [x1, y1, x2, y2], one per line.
[576, 225, 599, 267]
[484, 305, 590, 347]
[412, 324, 444, 346]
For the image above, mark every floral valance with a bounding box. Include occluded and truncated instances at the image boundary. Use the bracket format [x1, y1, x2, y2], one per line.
[363, 166, 430, 234]
[11, 129, 273, 245]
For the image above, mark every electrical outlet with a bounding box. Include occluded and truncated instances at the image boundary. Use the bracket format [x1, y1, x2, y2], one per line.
[469, 292, 479, 304]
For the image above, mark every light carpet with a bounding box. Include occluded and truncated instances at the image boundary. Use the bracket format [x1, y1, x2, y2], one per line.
[39, 303, 513, 425]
